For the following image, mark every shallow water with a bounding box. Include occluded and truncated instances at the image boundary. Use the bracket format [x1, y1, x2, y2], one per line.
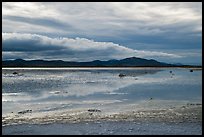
[2, 67, 202, 126]
[2, 121, 202, 135]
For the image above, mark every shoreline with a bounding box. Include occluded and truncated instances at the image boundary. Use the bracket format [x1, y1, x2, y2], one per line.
[2, 105, 202, 127]
[2, 66, 202, 70]
[2, 121, 202, 135]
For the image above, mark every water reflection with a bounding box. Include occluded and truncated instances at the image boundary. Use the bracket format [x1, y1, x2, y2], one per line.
[2, 68, 202, 124]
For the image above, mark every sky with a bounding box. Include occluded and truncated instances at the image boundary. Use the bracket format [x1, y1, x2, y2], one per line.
[2, 2, 202, 65]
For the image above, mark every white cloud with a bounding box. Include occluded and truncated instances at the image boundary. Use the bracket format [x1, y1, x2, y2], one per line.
[2, 2, 202, 37]
[2, 33, 181, 61]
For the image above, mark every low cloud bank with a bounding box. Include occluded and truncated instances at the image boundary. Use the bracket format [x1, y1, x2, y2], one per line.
[2, 33, 181, 61]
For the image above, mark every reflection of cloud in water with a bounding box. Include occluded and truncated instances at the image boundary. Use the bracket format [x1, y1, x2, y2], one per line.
[2, 69, 176, 98]
[2, 92, 33, 102]
[59, 75, 177, 97]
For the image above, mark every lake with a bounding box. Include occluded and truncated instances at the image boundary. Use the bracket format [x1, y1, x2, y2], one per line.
[2, 67, 202, 135]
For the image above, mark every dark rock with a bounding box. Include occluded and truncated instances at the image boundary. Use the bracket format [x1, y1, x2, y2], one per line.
[88, 109, 101, 112]
[18, 109, 32, 114]
[13, 72, 18, 75]
[119, 73, 126, 78]
[190, 69, 193, 72]
[169, 71, 172, 73]
[195, 103, 202, 106]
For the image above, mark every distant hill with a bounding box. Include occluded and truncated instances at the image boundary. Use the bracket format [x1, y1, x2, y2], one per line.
[1, 57, 195, 67]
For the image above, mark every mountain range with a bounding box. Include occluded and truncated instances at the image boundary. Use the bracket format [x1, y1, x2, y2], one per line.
[2, 57, 194, 67]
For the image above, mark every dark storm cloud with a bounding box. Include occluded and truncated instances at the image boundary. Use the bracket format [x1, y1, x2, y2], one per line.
[3, 38, 66, 52]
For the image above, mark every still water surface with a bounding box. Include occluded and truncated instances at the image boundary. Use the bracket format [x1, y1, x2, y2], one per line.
[2, 67, 202, 125]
